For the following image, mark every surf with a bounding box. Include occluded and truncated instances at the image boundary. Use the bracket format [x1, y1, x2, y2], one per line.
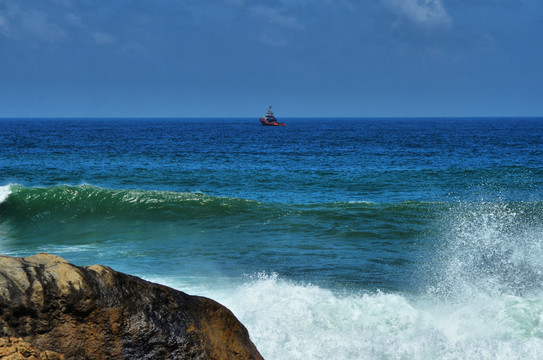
[144, 271, 543, 360]
[142, 199, 543, 360]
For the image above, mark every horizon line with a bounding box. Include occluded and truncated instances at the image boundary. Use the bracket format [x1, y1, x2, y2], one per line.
[1, 115, 543, 120]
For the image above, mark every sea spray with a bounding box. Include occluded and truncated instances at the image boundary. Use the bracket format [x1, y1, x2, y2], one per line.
[428, 201, 543, 300]
[149, 273, 543, 360]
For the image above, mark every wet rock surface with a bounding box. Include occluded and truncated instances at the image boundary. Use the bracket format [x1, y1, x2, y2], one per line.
[0, 253, 263, 360]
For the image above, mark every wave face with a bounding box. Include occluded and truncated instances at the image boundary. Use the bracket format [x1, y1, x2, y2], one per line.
[0, 184, 435, 291]
[0, 184, 266, 221]
[3, 184, 543, 295]
[0, 184, 438, 236]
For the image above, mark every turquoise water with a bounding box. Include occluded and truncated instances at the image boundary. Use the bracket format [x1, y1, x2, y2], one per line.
[2, 117, 543, 359]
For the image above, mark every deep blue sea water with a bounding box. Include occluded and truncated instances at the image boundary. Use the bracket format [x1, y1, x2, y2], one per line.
[2, 117, 543, 359]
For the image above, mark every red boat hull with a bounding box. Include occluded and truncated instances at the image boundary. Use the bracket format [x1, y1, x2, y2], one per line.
[260, 118, 286, 126]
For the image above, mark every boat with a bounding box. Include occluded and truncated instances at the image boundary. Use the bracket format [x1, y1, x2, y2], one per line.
[260, 106, 285, 126]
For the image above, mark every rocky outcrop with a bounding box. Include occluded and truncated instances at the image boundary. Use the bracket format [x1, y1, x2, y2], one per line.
[0, 254, 263, 360]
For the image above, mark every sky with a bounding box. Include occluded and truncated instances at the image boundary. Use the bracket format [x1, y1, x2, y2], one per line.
[0, 0, 542, 118]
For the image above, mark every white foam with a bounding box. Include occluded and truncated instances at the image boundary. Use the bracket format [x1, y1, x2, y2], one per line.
[153, 273, 543, 360]
[0, 185, 11, 203]
[37, 244, 100, 254]
[347, 200, 376, 205]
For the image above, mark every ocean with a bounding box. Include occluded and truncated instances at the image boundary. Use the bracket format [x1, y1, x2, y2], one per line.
[2, 117, 543, 359]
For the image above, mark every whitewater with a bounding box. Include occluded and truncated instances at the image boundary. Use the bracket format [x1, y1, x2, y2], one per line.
[2, 117, 543, 359]
[146, 199, 543, 360]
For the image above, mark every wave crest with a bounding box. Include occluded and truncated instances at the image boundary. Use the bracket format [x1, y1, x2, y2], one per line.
[0, 185, 12, 204]
[0, 184, 442, 223]
[0, 184, 263, 221]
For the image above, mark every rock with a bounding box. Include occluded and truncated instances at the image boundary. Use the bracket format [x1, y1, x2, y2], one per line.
[0, 253, 263, 360]
[0, 337, 65, 359]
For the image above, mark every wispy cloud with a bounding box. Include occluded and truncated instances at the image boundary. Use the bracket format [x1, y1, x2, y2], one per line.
[0, 1, 67, 42]
[257, 33, 288, 47]
[224, 0, 244, 7]
[382, 0, 452, 29]
[65, 13, 84, 28]
[0, 1, 128, 49]
[21, 10, 66, 42]
[0, 15, 7, 36]
[92, 31, 115, 46]
[250, 5, 304, 30]
[0, 1, 17, 38]
[64, 13, 117, 47]
[248, 5, 305, 47]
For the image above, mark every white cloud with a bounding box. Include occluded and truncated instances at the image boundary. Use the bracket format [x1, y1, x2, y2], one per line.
[0, 15, 6, 32]
[92, 31, 115, 45]
[21, 10, 66, 42]
[250, 5, 304, 30]
[65, 13, 84, 28]
[0, 0, 17, 37]
[51, 0, 74, 7]
[475, 33, 496, 53]
[382, 0, 452, 28]
[257, 33, 288, 47]
[121, 41, 149, 54]
[224, 0, 244, 7]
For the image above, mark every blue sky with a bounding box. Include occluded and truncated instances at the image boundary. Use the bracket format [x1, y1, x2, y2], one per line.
[0, 0, 542, 117]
